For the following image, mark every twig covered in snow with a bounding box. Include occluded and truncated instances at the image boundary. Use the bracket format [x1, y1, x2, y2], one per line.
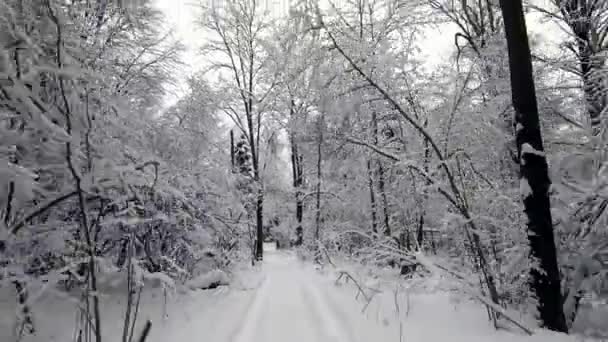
[414, 252, 534, 335]
[336, 271, 371, 303]
[136, 320, 152, 342]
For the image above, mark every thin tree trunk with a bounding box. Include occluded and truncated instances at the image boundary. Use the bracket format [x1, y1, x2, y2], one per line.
[378, 166, 390, 236]
[230, 130, 235, 172]
[243, 12, 264, 261]
[499, 0, 568, 332]
[315, 119, 323, 240]
[255, 192, 263, 259]
[417, 129, 431, 248]
[290, 99, 304, 246]
[245, 100, 263, 261]
[290, 134, 304, 246]
[416, 214, 424, 249]
[245, 72, 263, 262]
[367, 159, 378, 234]
[371, 110, 391, 236]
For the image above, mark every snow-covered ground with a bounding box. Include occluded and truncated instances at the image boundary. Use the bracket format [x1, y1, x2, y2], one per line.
[0, 250, 599, 342]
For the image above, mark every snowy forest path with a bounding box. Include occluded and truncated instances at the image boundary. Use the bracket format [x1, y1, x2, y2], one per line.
[226, 250, 377, 342]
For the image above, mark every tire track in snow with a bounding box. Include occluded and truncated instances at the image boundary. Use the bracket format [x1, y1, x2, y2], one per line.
[301, 270, 358, 342]
[299, 280, 335, 341]
[232, 253, 326, 342]
[227, 252, 386, 342]
[229, 275, 270, 342]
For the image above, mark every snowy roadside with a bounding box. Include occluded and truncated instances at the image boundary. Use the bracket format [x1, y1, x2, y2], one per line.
[309, 258, 602, 342]
[0, 262, 265, 342]
[3, 251, 602, 342]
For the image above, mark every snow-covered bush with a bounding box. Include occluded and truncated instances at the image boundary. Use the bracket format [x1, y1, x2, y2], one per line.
[0, 1, 248, 340]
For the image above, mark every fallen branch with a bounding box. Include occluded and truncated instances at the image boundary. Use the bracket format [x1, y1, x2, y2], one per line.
[316, 240, 336, 268]
[335, 271, 370, 303]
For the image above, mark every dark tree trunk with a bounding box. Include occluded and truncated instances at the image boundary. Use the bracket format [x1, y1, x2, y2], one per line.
[290, 100, 304, 246]
[314, 118, 323, 241]
[367, 159, 378, 234]
[230, 130, 235, 171]
[245, 98, 263, 262]
[378, 165, 390, 236]
[371, 110, 391, 236]
[416, 214, 424, 249]
[255, 193, 263, 260]
[499, 0, 568, 333]
[295, 192, 303, 244]
[240, 35, 263, 261]
[292, 141, 304, 245]
[417, 132, 431, 248]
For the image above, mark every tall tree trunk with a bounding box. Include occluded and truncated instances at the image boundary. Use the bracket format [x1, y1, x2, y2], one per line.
[314, 118, 323, 240]
[255, 193, 263, 259]
[499, 0, 568, 332]
[242, 14, 264, 261]
[371, 110, 391, 236]
[367, 159, 378, 234]
[230, 130, 235, 172]
[246, 117, 263, 261]
[290, 133, 304, 246]
[416, 214, 425, 249]
[417, 126, 431, 248]
[290, 98, 304, 246]
[244, 71, 263, 261]
[378, 165, 390, 236]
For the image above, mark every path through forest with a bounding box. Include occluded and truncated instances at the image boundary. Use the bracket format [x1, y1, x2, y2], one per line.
[160, 250, 563, 342]
[186, 250, 376, 342]
[234, 250, 378, 342]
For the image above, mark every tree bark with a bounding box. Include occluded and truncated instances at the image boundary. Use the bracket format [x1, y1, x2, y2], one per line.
[371, 110, 391, 236]
[243, 35, 263, 261]
[290, 133, 304, 246]
[499, 0, 568, 332]
[255, 193, 263, 259]
[314, 118, 323, 240]
[417, 135, 431, 248]
[558, 0, 606, 135]
[367, 159, 378, 234]
[378, 165, 390, 236]
[230, 130, 235, 172]
[289, 98, 305, 246]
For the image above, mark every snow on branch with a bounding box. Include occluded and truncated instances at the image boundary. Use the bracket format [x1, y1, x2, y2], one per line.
[414, 252, 535, 336]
